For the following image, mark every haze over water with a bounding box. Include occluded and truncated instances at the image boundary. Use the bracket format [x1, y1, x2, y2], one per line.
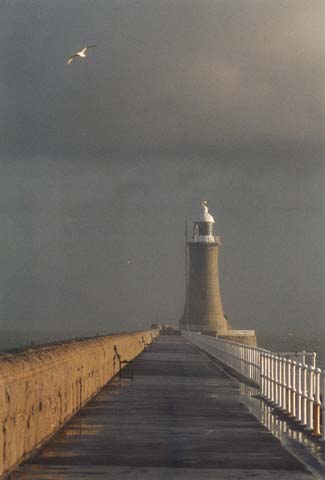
[0, 2, 324, 347]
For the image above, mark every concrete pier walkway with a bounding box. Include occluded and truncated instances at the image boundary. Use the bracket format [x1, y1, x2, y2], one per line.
[10, 336, 313, 479]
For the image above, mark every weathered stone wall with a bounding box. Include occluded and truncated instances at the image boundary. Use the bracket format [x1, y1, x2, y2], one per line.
[0, 330, 158, 476]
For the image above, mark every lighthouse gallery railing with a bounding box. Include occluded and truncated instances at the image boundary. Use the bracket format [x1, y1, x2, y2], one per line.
[183, 331, 325, 440]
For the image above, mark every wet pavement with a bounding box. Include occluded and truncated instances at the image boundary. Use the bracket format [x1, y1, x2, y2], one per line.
[9, 336, 315, 479]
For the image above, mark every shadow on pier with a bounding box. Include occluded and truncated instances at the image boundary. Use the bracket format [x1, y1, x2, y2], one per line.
[9, 336, 316, 479]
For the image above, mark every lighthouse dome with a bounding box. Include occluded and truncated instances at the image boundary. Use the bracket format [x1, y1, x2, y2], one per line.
[196, 202, 215, 223]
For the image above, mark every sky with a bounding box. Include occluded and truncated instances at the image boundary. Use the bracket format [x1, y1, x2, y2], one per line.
[0, 0, 324, 337]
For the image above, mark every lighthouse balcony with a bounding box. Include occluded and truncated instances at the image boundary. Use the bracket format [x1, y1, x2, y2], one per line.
[190, 235, 221, 245]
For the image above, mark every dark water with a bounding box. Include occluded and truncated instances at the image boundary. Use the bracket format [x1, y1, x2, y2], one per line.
[258, 333, 325, 370]
[0, 329, 122, 353]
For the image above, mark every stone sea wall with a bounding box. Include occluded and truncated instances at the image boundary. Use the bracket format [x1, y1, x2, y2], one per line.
[0, 329, 158, 476]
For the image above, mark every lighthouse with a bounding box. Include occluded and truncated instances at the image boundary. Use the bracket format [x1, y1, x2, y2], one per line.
[180, 202, 257, 345]
[180, 201, 229, 336]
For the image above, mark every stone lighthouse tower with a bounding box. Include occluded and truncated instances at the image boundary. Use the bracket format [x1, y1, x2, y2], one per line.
[180, 201, 229, 336]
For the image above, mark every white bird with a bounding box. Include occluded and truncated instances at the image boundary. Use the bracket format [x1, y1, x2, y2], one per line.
[66, 45, 96, 65]
[127, 260, 134, 264]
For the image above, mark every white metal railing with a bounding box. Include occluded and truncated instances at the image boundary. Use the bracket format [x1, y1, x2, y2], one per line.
[183, 330, 324, 440]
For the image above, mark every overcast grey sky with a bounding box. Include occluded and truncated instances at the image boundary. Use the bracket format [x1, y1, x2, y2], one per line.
[0, 0, 324, 336]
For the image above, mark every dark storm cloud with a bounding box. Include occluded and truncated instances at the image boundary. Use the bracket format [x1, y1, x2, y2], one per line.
[0, 0, 323, 157]
[0, 1, 324, 337]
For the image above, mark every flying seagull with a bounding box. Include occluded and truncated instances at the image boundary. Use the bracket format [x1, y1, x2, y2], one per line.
[66, 45, 96, 65]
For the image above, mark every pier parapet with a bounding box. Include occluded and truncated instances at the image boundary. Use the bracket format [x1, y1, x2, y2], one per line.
[0, 329, 158, 477]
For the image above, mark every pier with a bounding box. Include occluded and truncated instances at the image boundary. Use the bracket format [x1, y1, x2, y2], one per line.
[9, 336, 316, 479]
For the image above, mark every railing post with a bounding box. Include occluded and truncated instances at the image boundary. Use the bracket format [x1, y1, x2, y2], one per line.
[265, 353, 269, 400]
[240, 344, 243, 374]
[243, 345, 247, 377]
[278, 356, 283, 410]
[243, 345, 246, 377]
[282, 358, 287, 412]
[263, 352, 267, 398]
[251, 347, 254, 382]
[249, 346, 252, 379]
[251, 348, 255, 382]
[272, 354, 276, 405]
[268, 353, 272, 401]
[301, 350, 306, 365]
[261, 352, 265, 397]
[255, 348, 260, 384]
[274, 356, 279, 406]
[273, 354, 277, 404]
[321, 370, 325, 441]
[269, 354, 273, 403]
[313, 368, 321, 436]
[307, 366, 315, 431]
[265, 353, 270, 400]
[287, 359, 292, 416]
[291, 361, 297, 419]
[296, 362, 302, 423]
[301, 364, 308, 427]
[242, 345, 246, 377]
[312, 352, 317, 369]
[257, 349, 262, 385]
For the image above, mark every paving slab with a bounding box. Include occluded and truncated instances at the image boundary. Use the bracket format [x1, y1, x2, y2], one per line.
[9, 336, 314, 479]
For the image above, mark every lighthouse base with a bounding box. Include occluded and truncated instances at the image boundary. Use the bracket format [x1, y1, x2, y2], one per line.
[218, 330, 257, 346]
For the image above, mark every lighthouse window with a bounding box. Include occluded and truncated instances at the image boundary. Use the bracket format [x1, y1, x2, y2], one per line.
[197, 223, 213, 236]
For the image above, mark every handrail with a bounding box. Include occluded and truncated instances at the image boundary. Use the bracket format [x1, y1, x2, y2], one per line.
[183, 330, 324, 441]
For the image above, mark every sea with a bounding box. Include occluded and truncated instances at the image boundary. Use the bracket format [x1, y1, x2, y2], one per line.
[258, 333, 325, 370]
[0, 329, 324, 369]
[0, 329, 118, 354]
